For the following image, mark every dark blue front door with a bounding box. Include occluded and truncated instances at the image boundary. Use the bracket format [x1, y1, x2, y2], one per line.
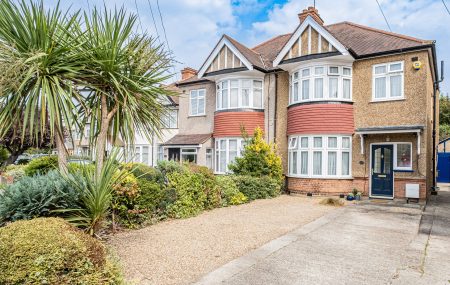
[371, 145, 394, 197]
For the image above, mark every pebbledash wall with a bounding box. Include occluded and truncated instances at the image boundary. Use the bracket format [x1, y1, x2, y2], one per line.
[285, 50, 434, 199]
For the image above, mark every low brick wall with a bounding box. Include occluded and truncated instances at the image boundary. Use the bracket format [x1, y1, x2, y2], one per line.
[288, 176, 427, 199]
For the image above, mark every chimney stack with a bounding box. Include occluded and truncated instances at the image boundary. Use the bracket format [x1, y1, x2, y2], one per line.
[298, 6, 324, 25]
[181, 67, 197, 80]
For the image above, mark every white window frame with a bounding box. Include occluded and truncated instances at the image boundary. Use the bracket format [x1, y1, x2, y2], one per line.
[214, 137, 245, 174]
[180, 148, 198, 163]
[289, 64, 352, 105]
[288, 135, 352, 179]
[393, 142, 413, 171]
[372, 61, 404, 102]
[206, 148, 213, 169]
[162, 109, 178, 129]
[133, 145, 151, 164]
[216, 78, 264, 111]
[189, 89, 206, 116]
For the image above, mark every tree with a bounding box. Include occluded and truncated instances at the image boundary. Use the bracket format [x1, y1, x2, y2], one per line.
[229, 127, 283, 182]
[440, 95, 450, 140]
[0, 0, 85, 174]
[0, 120, 53, 166]
[74, 7, 174, 176]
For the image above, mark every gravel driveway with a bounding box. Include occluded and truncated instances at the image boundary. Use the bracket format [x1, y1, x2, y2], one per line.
[107, 195, 334, 285]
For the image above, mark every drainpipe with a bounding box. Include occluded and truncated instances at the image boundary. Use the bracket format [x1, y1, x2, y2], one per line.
[431, 43, 444, 194]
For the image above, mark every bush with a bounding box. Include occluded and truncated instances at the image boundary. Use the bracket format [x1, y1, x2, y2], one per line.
[188, 164, 221, 209]
[4, 164, 26, 181]
[319, 197, 344, 207]
[232, 175, 281, 201]
[0, 171, 80, 225]
[229, 127, 283, 182]
[126, 163, 164, 183]
[136, 178, 166, 216]
[0, 218, 123, 285]
[165, 171, 207, 218]
[24, 155, 58, 176]
[111, 171, 142, 228]
[68, 162, 95, 174]
[157, 160, 186, 181]
[216, 175, 247, 206]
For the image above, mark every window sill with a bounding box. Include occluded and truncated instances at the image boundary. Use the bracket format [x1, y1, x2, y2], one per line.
[370, 98, 405, 103]
[288, 100, 353, 107]
[394, 169, 413, 172]
[188, 114, 207, 118]
[287, 175, 353, 180]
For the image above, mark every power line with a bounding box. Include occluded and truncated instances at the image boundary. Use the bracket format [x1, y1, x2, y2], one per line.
[443, 0, 450, 16]
[156, 0, 170, 51]
[147, 0, 162, 45]
[134, 0, 145, 34]
[375, 0, 392, 32]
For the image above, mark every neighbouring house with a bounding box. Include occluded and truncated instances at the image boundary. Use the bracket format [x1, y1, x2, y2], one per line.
[66, 91, 179, 167]
[169, 6, 440, 200]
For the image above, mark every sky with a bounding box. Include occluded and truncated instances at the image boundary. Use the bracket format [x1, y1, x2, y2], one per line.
[42, 0, 450, 93]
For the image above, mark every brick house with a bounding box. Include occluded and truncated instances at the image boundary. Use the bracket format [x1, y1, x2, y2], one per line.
[167, 7, 440, 199]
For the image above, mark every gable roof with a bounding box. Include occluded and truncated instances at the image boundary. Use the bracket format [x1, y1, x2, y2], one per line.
[224, 35, 266, 70]
[326, 21, 432, 58]
[252, 34, 291, 69]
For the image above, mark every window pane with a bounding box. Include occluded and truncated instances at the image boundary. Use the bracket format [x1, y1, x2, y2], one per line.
[222, 89, 228, 108]
[206, 149, 213, 169]
[328, 137, 337, 148]
[390, 75, 402, 97]
[397, 144, 411, 168]
[375, 77, 386, 98]
[220, 150, 226, 172]
[315, 67, 324, 75]
[342, 137, 350, 148]
[198, 97, 205, 114]
[329, 66, 339, 74]
[329, 78, 338, 98]
[289, 137, 297, 149]
[242, 88, 250, 106]
[343, 79, 351, 99]
[222, 81, 227, 89]
[293, 82, 299, 102]
[301, 151, 308, 175]
[342, 152, 350, 175]
[390, 63, 402, 72]
[343, 67, 351, 76]
[216, 90, 221, 109]
[302, 80, 309, 100]
[191, 96, 198, 115]
[242, 80, 251, 88]
[229, 140, 237, 151]
[314, 137, 322, 148]
[328, 151, 337, 175]
[314, 78, 323, 99]
[293, 72, 298, 80]
[313, 151, 322, 175]
[301, 137, 308, 148]
[142, 146, 149, 165]
[230, 79, 239, 88]
[302, 68, 310, 77]
[375, 65, 387, 74]
[230, 88, 238, 108]
[253, 80, 262, 88]
[290, 151, 298, 174]
[253, 89, 262, 108]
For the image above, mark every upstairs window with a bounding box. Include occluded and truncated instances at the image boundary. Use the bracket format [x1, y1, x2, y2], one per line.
[190, 89, 205, 116]
[162, 109, 178, 128]
[216, 78, 263, 110]
[372, 61, 404, 101]
[290, 65, 352, 104]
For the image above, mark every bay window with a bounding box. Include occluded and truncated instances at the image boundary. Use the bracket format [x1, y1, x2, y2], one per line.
[372, 61, 404, 101]
[288, 135, 352, 178]
[216, 78, 263, 110]
[290, 64, 352, 104]
[215, 138, 244, 173]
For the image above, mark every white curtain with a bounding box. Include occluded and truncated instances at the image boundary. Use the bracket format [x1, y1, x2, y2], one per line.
[314, 78, 323, 99]
[301, 151, 308, 175]
[343, 79, 351, 99]
[328, 151, 337, 175]
[390, 75, 402, 97]
[375, 77, 386, 98]
[342, 152, 350, 175]
[313, 151, 322, 175]
[302, 79, 310, 100]
[329, 78, 338, 98]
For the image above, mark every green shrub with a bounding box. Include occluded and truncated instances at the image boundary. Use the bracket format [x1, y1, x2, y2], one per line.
[229, 127, 283, 182]
[216, 175, 247, 206]
[136, 178, 166, 216]
[188, 164, 221, 209]
[4, 164, 26, 181]
[157, 160, 186, 180]
[68, 162, 95, 174]
[111, 171, 142, 228]
[24, 155, 58, 176]
[0, 171, 80, 225]
[232, 175, 281, 201]
[166, 171, 207, 218]
[0, 218, 124, 285]
[126, 162, 164, 183]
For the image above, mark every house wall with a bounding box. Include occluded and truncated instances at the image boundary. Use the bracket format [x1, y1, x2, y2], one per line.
[275, 71, 290, 174]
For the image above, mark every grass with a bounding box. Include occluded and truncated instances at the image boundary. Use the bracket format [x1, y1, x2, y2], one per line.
[319, 197, 344, 207]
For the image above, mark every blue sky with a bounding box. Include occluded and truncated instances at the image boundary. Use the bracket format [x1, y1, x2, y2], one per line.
[42, 0, 449, 92]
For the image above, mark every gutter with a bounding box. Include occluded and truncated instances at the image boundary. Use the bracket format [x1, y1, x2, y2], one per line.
[353, 44, 434, 60]
[431, 42, 443, 194]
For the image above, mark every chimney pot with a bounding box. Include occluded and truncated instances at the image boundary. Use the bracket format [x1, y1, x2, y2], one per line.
[298, 6, 324, 25]
[181, 67, 197, 81]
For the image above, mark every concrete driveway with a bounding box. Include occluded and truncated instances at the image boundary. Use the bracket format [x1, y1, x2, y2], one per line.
[196, 192, 450, 285]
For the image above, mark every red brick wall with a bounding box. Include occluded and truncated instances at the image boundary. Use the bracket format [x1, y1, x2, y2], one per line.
[214, 111, 264, 137]
[287, 103, 354, 135]
[288, 177, 426, 199]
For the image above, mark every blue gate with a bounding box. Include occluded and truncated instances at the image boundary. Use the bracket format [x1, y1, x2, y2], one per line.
[437, 152, 450, 183]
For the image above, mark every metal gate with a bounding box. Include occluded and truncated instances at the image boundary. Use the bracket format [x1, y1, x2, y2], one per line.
[437, 152, 450, 183]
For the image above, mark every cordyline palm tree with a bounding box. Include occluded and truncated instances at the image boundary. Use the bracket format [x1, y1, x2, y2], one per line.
[0, 0, 85, 173]
[75, 7, 174, 176]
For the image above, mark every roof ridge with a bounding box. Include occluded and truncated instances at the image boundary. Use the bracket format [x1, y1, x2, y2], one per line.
[224, 34, 266, 67]
[329, 21, 430, 44]
[251, 33, 292, 50]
